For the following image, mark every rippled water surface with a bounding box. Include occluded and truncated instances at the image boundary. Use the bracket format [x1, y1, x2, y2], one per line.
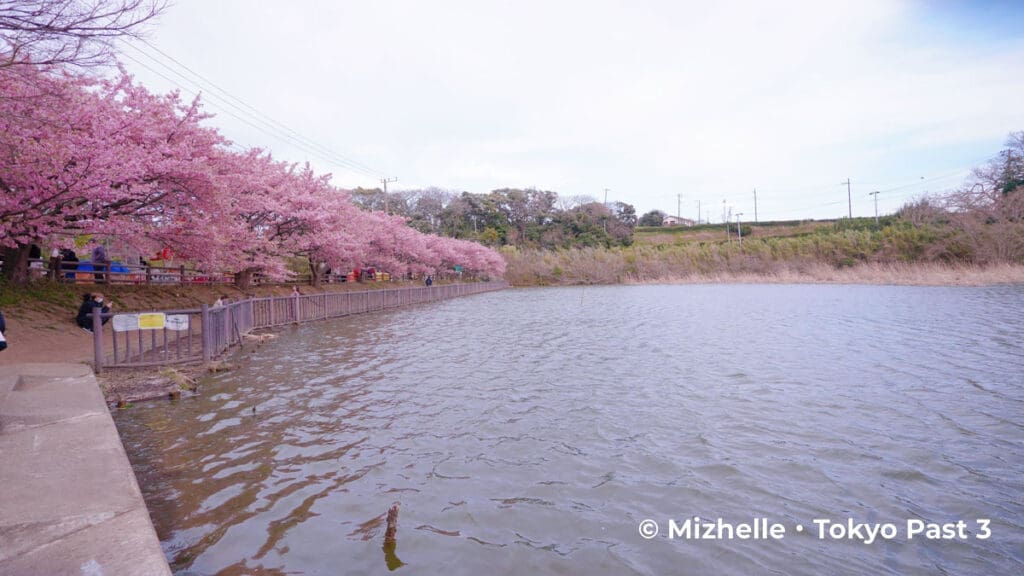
[114, 284, 1024, 575]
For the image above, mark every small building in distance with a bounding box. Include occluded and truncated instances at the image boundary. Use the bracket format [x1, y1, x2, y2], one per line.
[663, 216, 696, 227]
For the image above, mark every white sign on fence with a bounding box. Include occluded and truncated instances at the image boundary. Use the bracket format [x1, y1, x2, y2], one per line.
[166, 314, 189, 331]
[112, 312, 169, 332]
[112, 314, 138, 332]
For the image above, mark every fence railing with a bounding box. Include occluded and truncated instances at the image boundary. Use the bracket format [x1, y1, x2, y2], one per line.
[21, 256, 467, 286]
[90, 281, 508, 372]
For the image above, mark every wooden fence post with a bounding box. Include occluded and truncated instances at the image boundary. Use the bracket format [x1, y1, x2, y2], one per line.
[201, 304, 211, 362]
[92, 310, 104, 373]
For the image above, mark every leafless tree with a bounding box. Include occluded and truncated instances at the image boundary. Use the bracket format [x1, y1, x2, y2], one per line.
[1, 0, 164, 69]
[896, 196, 945, 226]
[555, 194, 596, 212]
[931, 131, 1024, 262]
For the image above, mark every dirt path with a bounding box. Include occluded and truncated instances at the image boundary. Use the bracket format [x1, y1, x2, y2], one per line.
[0, 308, 94, 366]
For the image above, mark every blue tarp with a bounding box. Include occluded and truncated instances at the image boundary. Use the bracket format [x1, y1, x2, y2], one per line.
[76, 261, 131, 273]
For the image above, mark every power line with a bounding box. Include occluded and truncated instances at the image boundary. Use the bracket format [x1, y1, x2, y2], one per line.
[119, 50, 377, 179]
[119, 40, 384, 179]
[135, 39, 382, 177]
[121, 47, 381, 179]
[675, 167, 975, 221]
[117, 52, 283, 145]
[875, 169, 972, 193]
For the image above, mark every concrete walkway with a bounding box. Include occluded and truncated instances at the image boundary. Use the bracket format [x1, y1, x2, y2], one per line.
[0, 363, 171, 575]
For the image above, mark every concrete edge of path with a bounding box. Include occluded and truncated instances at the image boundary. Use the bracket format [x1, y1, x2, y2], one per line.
[0, 363, 171, 576]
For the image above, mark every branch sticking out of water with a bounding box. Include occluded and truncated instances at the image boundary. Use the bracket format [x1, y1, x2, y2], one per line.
[383, 502, 405, 570]
[384, 502, 400, 545]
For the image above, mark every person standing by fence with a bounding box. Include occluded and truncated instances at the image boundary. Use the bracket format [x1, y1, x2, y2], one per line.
[91, 243, 109, 284]
[60, 248, 79, 280]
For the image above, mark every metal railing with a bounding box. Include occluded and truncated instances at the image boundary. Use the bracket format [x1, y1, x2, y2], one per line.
[90, 281, 508, 372]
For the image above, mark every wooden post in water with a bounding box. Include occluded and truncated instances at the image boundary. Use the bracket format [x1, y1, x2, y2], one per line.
[382, 502, 404, 570]
[384, 503, 399, 545]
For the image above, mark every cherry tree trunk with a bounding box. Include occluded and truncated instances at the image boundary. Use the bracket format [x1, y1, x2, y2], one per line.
[234, 267, 258, 289]
[309, 258, 323, 287]
[2, 244, 32, 284]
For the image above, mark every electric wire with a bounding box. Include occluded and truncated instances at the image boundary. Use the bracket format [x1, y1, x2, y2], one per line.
[119, 41, 383, 179]
[134, 38, 382, 177]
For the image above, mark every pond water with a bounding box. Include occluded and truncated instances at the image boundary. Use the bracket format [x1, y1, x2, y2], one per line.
[114, 284, 1024, 575]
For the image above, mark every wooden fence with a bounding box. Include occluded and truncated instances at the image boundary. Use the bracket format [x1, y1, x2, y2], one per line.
[26, 257, 235, 285]
[89, 281, 508, 372]
[26, 257, 404, 286]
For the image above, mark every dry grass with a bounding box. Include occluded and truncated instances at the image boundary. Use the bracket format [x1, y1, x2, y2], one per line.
[622, 262, 1024, 286]
[504, 245, 1024, 287]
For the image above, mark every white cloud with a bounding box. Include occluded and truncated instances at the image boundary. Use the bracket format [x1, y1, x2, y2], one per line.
[126, 0, 1024, 220]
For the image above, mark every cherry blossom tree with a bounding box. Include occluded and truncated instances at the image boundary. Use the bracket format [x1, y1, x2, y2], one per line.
[0, 63, 506, 284]
[0, 66, 225, 280]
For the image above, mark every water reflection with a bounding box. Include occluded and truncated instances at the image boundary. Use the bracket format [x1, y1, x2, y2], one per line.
[114, 285, 1024, 575]
[383, 541, 405, 571]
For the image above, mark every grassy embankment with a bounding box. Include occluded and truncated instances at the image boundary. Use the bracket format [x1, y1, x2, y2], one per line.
[502, 217, 1024, 286]
[0, 275, 411, 311]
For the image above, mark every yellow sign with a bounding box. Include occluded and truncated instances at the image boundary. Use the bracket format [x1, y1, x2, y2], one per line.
[138, 313, 166, 330]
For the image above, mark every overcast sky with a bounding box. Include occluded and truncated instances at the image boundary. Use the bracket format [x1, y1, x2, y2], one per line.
[120, 0, 1024, 222]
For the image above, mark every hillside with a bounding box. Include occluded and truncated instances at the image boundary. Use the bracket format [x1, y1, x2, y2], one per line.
[503, 214, 1024, 286]
[634, 219, 837, 245]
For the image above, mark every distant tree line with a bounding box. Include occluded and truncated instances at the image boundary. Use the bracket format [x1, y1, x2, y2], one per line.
[349, 187, 639, 249]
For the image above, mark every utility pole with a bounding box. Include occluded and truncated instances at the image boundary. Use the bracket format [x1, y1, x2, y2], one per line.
[677, 193, 681, 219]
[697, 199, 701, 225]
[380, 176, 398, 214]
[869, 191, 880, 230]
[723, 200, 729, 239]
[841, 178, 852, 219]
[603, 188, 610, 233]
[753, 188, 758, 223]
[736, 213, 744, 245]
